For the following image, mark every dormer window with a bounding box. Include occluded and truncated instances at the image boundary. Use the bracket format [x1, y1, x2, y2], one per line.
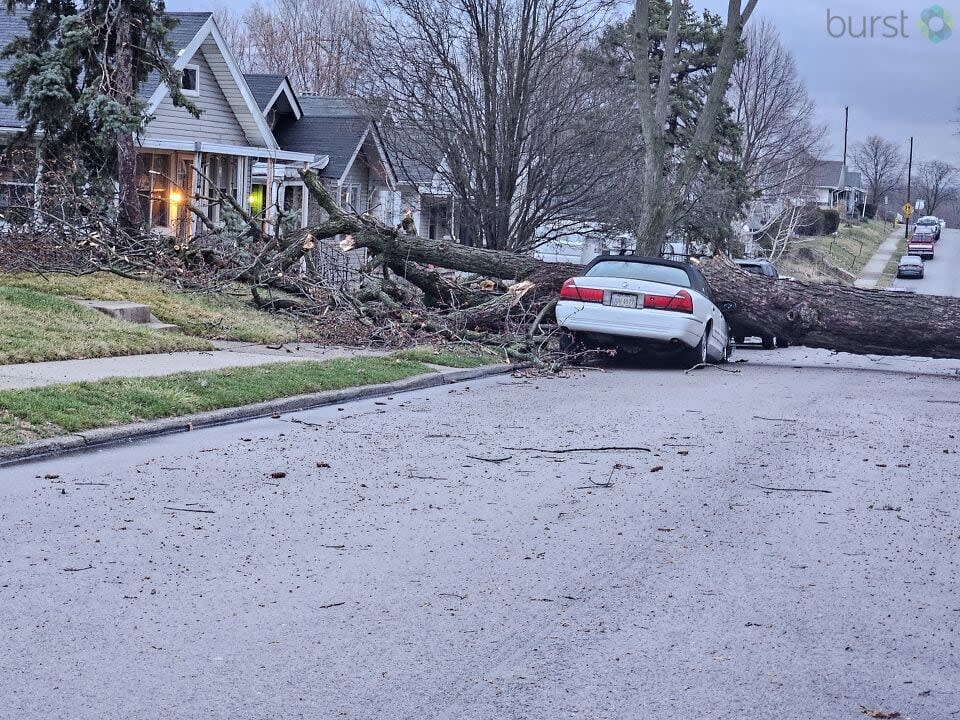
[181, 65, 199, 97]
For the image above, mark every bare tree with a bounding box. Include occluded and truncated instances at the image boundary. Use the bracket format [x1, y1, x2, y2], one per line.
[731, 18, 825, 206]
[362, 0, 623, 252]
[632, 0, 759, 247]
[851, 135, 905, 210]
[214, 5, 255, 71]
[217, 0, 368, 95]
[915, 160, 958, 216]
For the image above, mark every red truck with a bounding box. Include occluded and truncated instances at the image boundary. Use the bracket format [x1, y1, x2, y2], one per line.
[907, 226, 937, 260]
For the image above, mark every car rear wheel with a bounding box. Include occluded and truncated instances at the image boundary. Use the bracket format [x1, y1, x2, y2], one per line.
[685, 330, 709, 367]
[559, 331, 580, 355]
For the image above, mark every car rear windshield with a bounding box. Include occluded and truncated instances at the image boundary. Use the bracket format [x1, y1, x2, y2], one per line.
[585, 261, 691, 287]
[737, 263, 764, 275]
[917, 218, 937, 224]
[900, 255, 921, 264]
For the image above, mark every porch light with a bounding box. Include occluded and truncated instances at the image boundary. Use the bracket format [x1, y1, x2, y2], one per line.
[170, 190, 184, 204]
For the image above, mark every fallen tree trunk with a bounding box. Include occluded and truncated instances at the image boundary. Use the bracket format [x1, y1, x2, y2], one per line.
[701, 258, 960, 359]
[300, 171, 960, 360]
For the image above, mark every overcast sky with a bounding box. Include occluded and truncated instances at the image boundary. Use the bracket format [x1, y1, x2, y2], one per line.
[171, 0, 960, 164]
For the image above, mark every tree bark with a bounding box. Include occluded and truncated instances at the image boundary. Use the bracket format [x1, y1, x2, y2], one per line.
[115, 2, 142, 228]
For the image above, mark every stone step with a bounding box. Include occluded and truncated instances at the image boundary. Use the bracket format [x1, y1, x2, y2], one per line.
[74, 300, 180, 333]
[145, 320, 180, 333]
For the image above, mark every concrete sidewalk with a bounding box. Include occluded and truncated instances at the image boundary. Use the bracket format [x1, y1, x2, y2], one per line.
[854, 227, 904, 289]
[0, 341, 384, 391]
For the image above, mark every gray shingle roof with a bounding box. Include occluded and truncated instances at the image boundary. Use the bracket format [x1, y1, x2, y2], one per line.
[379, 122, 439, 186]
[0, 10, 211, 127]
[244, 74, 286, 111]
[811, 160, 844, 189]
[273, 97, 371, 179]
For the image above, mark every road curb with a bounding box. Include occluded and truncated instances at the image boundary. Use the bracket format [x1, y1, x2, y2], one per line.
[0, 363, 519, 467]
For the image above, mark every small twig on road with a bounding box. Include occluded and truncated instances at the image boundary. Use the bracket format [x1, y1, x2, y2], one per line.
[752, 416, 799, 423]
[684, 364, 742, 375]
[318, 602, 346, 609]
[63, 565, 93, 572]
[289, 418, 325, 428]
[160, 467, 187, 471]
[74, 482, 110, 486]
[439, 593, 467, 600]
[466, 455, 513, 464]
[751, 484, 832, 494]
[505, 446, 650, 454]
[322, 544, 346, 549]
[575, 463, 623, 490]
[163, 506, 216, 513]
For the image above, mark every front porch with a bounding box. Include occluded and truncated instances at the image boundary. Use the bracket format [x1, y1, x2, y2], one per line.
[135, 139, 316, 240]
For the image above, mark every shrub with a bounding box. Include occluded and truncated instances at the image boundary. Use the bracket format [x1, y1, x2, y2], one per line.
[821, 208, 841, 234]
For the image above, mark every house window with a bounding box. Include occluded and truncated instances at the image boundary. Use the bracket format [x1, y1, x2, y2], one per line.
[282, 184, 304, 228]
[249, 184, 267, 216]
[136, 153, 172, 228]
[0, 145, 36, 223]
[204, 155, 238, 224]
[341, 183, 365, 213]
[181, 65, 199, 97]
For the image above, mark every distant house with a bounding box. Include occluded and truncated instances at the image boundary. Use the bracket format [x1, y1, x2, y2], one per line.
[266, 95, 399, 229]
[378, 124, 456, 241]
[804, 159, 867, 212]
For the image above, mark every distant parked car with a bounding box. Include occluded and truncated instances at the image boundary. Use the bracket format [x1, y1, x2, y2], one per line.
[732, 258, 789, 350]
[734, 258, 779, 278]
[915, 216, 942, 241]
[896, 254, 924, 279]
[555, 255, 733, 365]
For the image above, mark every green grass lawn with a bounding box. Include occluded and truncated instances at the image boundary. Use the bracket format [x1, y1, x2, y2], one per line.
[0, 356, 432, 447]
[0, 286, 210, 365]
[801, 219, 897, 277]
[3, 272, 310, 343]
[393, 345, 501, 368]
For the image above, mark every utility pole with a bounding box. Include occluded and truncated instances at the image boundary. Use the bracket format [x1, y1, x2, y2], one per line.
[905, 136, 914, 240]
[841, 107, 849, 216]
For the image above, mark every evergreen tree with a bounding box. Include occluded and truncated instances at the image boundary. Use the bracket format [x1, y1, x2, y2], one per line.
[2, 0, 196, 225]
[582, 1, 751, 251]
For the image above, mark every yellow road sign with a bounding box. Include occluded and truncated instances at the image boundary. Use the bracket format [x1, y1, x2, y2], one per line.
[902, 203, 914, 217]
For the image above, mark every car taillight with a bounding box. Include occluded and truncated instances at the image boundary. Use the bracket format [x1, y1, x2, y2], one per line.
[559, 279, 604, 303]
[643, 289, 693, 313]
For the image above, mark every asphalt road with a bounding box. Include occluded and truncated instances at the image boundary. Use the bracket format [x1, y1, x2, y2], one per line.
[892, 226, 960, 296]
[2, 349, 959, 719]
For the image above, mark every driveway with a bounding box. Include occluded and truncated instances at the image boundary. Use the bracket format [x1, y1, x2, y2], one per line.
[1, 350, 958, 719]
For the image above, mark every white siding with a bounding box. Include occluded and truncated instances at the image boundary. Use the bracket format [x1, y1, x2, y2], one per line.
[143, 50, 247, 145]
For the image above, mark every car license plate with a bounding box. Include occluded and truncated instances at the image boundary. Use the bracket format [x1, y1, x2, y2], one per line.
[610, 292, 637, 309]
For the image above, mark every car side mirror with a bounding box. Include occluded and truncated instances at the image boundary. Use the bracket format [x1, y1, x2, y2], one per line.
[719, 301, 737, 313]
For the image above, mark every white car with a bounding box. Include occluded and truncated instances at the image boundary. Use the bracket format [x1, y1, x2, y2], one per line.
[555, 255, 733, 364]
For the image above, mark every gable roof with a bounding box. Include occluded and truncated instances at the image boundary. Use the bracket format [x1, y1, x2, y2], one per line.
[0, 10, 276, 150]
[245, 74, 287, 110]
[274, 96, 389, 181]
[244, 73, 302, 119]
[144, 15, 278, 150]
[379, 122, 441, 187]
[809, 160, 844, 190]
